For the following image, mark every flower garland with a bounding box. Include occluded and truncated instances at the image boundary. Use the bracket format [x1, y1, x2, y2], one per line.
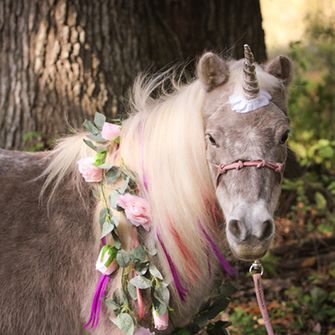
[77, 113, 169, 335]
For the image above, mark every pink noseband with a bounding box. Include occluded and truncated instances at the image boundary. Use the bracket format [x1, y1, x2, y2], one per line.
[214, 159, 284, 186]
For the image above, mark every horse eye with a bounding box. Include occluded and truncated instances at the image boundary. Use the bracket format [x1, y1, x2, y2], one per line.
[206, 134, 218, 147]
[280, 130, 289, 144]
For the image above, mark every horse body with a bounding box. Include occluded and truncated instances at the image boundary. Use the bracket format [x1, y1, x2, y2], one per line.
[0, 48, 293, 334]
[0, 149, 97, 335]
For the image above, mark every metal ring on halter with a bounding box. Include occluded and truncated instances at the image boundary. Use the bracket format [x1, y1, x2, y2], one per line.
[249, 259, 264, 275]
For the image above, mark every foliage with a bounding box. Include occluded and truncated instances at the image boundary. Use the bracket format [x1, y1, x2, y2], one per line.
[280, 11, 335, 234]
[23, 131, 45, 152]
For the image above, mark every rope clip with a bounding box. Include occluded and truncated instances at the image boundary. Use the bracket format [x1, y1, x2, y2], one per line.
[249, 259, 264, 276]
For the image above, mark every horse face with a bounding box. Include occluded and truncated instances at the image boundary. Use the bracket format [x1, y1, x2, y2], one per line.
[197, 51, 293, 261]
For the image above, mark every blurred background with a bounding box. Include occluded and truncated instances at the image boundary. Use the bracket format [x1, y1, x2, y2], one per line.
[0, 1, 334, 334]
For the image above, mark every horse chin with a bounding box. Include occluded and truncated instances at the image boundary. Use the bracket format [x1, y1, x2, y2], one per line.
[229, 243, 270, 262]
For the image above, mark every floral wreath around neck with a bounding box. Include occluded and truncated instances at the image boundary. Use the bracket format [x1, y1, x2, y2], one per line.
[77, 112, 169, 335]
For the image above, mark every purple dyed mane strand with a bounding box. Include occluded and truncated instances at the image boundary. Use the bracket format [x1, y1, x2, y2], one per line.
[84, 274, 109, 329]
[92, 275, 109, 328]
[200, 226, 236, 276]
[157, 233, 187, 301]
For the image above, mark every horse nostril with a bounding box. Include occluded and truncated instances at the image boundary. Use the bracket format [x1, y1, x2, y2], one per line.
[260, 219, 274, 240]
[228, 219, 246, 241]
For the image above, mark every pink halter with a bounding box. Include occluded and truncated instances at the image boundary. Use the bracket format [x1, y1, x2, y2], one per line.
[214, 159, 284, 186]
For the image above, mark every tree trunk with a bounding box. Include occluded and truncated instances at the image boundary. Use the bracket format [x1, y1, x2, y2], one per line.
[0, 0, 266, 149]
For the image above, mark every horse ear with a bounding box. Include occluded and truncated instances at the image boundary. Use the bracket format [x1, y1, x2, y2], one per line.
[265, 56, 293, 86]
[197, 52, 229, 91]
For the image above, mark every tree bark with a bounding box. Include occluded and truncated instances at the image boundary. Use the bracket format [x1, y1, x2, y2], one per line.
[0, 0, 266, 149]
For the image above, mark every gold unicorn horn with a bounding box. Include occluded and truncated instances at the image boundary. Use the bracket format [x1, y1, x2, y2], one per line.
[243, 44, 260, 99]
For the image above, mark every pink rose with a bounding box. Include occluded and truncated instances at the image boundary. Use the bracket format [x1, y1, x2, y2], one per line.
[77, 157, 103, 182]
[134, 327, 154, 335]
[101, 122, 121, 141]
[152, 309, 169, 331]
[117, 193, 151, 231]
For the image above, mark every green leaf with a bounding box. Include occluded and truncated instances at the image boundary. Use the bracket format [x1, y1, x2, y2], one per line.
[118, 176, 130, 194]
[127, 282, 137, 300]
[154, 285, 170, 306]
[319, 146, 334, 159]
[129, 275, 152, 289]
[135, 262, 149, 275]
[83, 120, 99, 135]
[149, 264, 163, 280]
[98, 163, 113, 170]
[315, 192, 327, 210]
[207, 321, 231, 335]
[112, 288, 127, 306]
[116, 249, 130, 267]
[131, 245, 147, 262]
[99, 208, 108, 226]
[83, 139, 98, 151]
[112, 231, 122, 249]
[101, 220, 115, 238]
[153, 299, 168, 315]
[105, 298, 121, 313]
[88, 133, 105, 142]
[193, 296, 230, 328]
[106, 166, 121, 184]
[112, 313, 135, 335]
[94, 151, 107, 166]
[109, 190, 121, 209]
[94, 112, 106, 130]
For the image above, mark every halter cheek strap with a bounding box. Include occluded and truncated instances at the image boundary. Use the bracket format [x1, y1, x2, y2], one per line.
[214, 159, 284, 186]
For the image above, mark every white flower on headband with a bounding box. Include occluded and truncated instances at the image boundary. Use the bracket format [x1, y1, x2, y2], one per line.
[229, 90, 272, 113]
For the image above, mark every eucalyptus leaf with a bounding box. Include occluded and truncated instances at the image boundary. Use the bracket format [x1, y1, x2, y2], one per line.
[101, 220, 115, 238]
[135, 262, 149, 275]
[106, 166, 121, 184]
[94, 112, 106, 130]
[112, 313, 135, 335]
[113, 288, 127, 306]
[88, 133, 105, 142]
[129, 275, 152, 289]
[105, 298, 121, 312]
[127, 282, 137, 300]
[116, 249, 130, 267]
[154, 285, 170, 306]
[83, 139, 98, 152]
[109, 190, 121, 209]
[149, 264, 163, 280]
[118, 176, 130, 194]
[83, 120, 99, 135]
[98, 163, 113, 170]
[99, 208, 108, 226]
[111, 231, 122, 249]
[131, 245, 146, 262]
[153, 298, 167, 315]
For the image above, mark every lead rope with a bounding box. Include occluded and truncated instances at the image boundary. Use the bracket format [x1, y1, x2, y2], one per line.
[249, 260, 275, 335]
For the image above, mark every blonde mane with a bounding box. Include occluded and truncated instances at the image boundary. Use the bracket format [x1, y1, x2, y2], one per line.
[121, 74, 218, 306]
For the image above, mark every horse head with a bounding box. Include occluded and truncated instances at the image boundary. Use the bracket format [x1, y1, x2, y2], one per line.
[198, 45, 293, 261]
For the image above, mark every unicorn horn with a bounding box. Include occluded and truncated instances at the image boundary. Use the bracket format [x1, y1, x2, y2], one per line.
[243, 44, 260, 99]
